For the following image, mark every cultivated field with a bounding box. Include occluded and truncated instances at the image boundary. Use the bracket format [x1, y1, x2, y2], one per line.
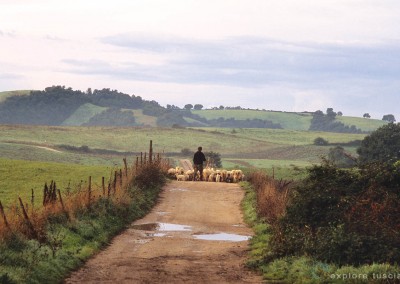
[0, 124, 366, 164]
[193, 109, 386, 131]
[0, 124, 368, 206]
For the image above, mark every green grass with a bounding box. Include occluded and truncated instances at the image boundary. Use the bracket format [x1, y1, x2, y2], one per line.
[241, 181, 400, 283]
[62, 103, 107, 126]
[336, 116, 387, 132]
[0, 125, 367, 171]
[131, 109, 158, 127]
[0, 158, 111, 207]
[0, 169, 165, 284]
[193, 109, 387, 132]
[0, 90, 31, 102]
[193, 109, 313, 130]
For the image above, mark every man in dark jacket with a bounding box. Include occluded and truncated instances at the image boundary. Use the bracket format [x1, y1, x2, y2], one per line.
[193, 146, 206, 181]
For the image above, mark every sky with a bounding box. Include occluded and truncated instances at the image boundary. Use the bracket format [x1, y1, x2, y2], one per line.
[1, 0, 400, 120]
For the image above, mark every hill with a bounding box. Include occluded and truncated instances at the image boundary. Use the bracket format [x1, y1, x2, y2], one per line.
[0, 86, 387, 132]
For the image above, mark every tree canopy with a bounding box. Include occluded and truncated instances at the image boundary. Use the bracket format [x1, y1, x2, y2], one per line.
[357, 123, 400, 164]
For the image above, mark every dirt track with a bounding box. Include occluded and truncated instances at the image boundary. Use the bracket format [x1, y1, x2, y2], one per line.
[66, 181, 264, 283]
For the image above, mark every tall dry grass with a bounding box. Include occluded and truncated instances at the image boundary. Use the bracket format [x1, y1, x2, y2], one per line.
[248, 171, 291, 225]
[0, 148, 170, 242]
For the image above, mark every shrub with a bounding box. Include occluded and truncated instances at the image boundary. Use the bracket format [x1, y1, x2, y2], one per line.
[313, 137, 329, 146]
[269, 161, 400, 266]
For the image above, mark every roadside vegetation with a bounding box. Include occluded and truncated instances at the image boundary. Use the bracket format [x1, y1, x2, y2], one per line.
[0, 147, 168, 283]
[243, 123, 400, 283]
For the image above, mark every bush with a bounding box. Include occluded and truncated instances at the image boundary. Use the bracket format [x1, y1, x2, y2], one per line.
[269, 161, 400, 266]
[314, 137, 329, 146]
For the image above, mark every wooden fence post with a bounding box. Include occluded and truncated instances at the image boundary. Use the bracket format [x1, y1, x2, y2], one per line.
[31, 189, 34, 209]
[0, 201, 9, 228]
[123, 158, 128, 177]
[18, 197, 38, 240]
[113, 171, 117, 194]
[149, 140, 153, 164]
[119, 169, 123, 188]
[88, 176, 92, 207]
[102, 177, 105, 196]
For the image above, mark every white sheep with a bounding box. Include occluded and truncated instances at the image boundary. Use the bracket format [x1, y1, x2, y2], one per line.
[215, 173, 221, 182]
[167, 168, 176, 175]
[176, 174, 186, 181]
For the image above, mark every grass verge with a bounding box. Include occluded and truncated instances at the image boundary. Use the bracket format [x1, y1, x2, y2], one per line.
[241, 182, 400, 284]
[0, 167, 166, 283]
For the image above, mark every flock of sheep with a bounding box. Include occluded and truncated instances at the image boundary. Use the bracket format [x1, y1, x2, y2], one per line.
[167, 167, 245, 183]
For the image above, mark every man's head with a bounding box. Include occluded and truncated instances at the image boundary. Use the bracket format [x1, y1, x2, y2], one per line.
[198, 146, 202, 151]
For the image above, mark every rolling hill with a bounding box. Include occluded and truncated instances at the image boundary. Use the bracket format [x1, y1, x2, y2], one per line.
[0, 87, 388, 132]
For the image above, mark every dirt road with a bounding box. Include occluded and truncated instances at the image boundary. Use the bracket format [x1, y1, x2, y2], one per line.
[66, 181, 264, 283]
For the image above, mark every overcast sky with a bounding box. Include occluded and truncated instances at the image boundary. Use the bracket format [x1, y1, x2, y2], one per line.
[1, 0, 400, 119]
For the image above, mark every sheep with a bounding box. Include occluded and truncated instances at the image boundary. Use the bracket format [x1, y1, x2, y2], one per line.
[175, 166, 185, 175]
[208, 172, 215, 182]
[167, 168, 176, 176]
[185, 170, 194, 181]
[215, 173, 221, 182]
[176, 174, 186, 181]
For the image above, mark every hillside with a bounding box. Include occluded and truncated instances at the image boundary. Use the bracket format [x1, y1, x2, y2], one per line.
[0, 87, 387, 132]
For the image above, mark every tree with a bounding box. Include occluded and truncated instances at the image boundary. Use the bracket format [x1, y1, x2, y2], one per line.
[328, 146, 357, 168]
[205, 151, 222, 168]
[382, 114, 396, 123]
[357, 123, 400, 164]
[337, 111, 343, 116]
[363, 113, 371, 119]
[326, 108, 337, 119]
[314, 137, 329, 146]
[184, 104, 193, 110]
[194, 104, 203, 110]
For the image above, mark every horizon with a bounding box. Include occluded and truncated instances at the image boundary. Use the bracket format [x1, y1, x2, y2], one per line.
[1, 1, 400, 120]
[1, 86, 391, 121]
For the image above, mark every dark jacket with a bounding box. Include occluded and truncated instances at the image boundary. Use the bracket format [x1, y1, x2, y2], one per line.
[193, 151, 206, 165]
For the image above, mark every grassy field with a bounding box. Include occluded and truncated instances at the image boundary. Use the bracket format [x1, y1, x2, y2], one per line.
[0, 124, 368, 206]
[0, 158, 111, 207]
[62, 103, 107, 126]
[192, 109, 386, 132]
[0, 125, 366, 162]
[0, 90, 31, 102]
[193, 109, 313, 130]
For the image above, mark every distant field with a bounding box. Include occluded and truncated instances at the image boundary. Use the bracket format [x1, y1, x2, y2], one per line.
[0, 125, 367, 166]
[336, 116, 386, 132]
[192, 109, 386, 132]
[62, 103, 107, 126]
[131, 109, 158, 127]
[0, 158, 111, 207]
[0, 124, 369, 205]
[193, 109, 312, 130]
[0, 90, 31, 102]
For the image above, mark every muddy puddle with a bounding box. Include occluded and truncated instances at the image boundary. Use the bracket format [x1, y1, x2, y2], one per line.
[132, 223, 250, 242]
[131, 222, 192, 232]
[193, 233, 251, 242]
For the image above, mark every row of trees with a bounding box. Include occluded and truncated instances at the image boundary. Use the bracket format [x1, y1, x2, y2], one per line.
[309, 108, 364, 133]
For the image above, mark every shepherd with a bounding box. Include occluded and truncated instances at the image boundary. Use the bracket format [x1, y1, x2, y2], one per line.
[193, 146, 206, 181]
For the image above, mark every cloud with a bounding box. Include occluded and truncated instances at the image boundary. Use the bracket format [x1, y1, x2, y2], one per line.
[88, 34, 400, 89]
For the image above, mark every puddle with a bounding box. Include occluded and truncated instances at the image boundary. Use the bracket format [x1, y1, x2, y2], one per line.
[159, 223, 192, 231]
[232, 224, 245, 228]
[193, 233, 251, 242]
[170, 188, 189, 192]
[131, 222, 192, 232]
[156, 211, 170, 216]
[146, 233, 167, 237]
